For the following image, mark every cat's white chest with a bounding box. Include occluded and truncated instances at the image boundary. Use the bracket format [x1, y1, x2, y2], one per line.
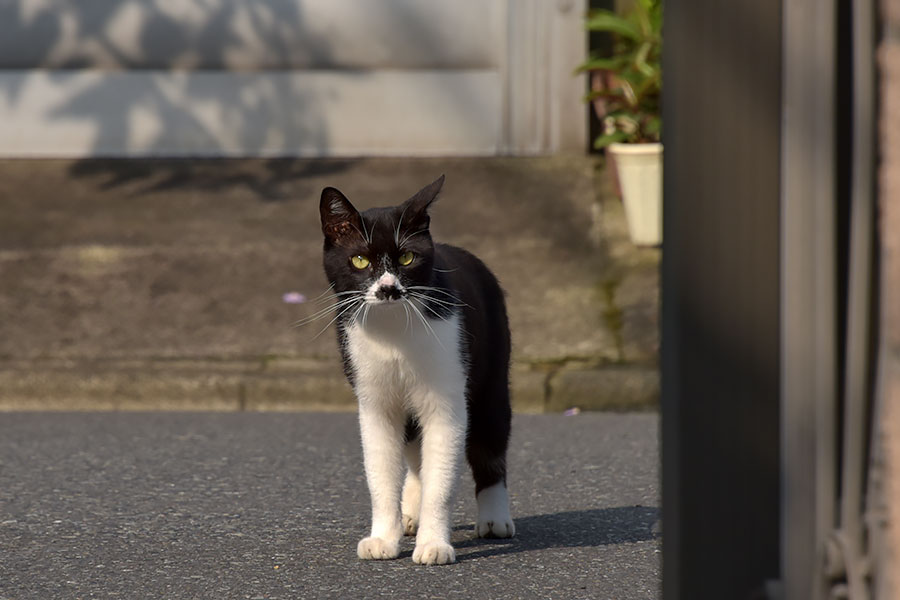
[345, 305, 467, 404]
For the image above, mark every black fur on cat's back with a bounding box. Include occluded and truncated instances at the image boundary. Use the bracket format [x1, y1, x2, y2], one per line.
[430, 242, 512, 493]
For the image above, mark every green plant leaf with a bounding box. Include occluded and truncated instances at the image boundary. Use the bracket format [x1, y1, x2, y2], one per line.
[633, 42, 656, 77]
[579, 0, 662, 136]
[633, 0, 652, 37]
[632, 71, 662, 101]
[582, 89, 621, 102]
[614, 72, 645, 106]
[574, 55, 629, 74]
[584, 88, 628, 101]
[646, 0, 664, 33]
[644, 116, 661, 137]
[585, 11, 642, 40]
[593, 131, 631, 149]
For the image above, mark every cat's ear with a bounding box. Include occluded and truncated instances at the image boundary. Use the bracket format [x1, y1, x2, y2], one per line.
[320, 187, 362, 241]
[401, 174, 445, 230]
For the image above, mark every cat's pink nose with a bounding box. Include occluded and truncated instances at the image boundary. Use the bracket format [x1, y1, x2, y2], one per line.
[371, 272, 403, 301]
[377, 273, 399, 288]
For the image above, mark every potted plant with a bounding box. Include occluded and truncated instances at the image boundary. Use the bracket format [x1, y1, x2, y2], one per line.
[577, 0, 663, 246]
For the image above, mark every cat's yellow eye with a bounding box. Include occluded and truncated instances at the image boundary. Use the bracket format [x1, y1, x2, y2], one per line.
[398, 251, 415, 266]
[350, 255, 370, 269]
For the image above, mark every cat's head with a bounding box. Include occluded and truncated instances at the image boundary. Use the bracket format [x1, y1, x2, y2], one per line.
[319, 175, 444, 304]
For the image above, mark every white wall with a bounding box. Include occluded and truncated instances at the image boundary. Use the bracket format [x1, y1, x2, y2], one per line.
[0, 0, 586, 156]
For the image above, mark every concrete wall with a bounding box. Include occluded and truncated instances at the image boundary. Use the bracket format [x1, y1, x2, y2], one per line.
[0, 0, 587, 156]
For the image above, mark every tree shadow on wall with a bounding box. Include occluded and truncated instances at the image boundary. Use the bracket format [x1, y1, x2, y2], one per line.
[0, 1, 350, 199]
[0, 2, 506, 200]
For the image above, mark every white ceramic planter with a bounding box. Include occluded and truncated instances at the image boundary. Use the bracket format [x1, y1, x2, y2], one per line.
[608, 142, 663, 246]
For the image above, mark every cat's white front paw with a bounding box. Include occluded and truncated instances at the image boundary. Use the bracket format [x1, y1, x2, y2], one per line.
[412, 541, 456, 565]
[402, 513, 419, 536]
[357, 537, 400, 560]
[475, 517, 516, 538]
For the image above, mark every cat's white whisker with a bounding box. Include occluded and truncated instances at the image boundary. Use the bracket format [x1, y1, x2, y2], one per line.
[311, 298, 364, 340]
[407, 298, 445, 348]
[407, 301, 429, 336]
[292, 296, 362, 327]
[407, 286, 469, 306]
[303, 293, 361, 313]
[310, 297, 360, 321]
[407, 289, 469, 310]
[315, 289, 361, 305]
[312, 298, 363, 340]
[360, 216, 372, 244]
[407, 285, 461, 296]
[409, 292, 454, 306]
[411, 295, 457, 322]
[394, 205, 410, 246]
[313, 296, 356, 309]
[349, 224, 366, 243]
[304, 282, 336, 304]
[348, 299, 367, 327]
[415, 300, 447, 321]
[398, 228, 429, 248]
[408, 292, 466, 310]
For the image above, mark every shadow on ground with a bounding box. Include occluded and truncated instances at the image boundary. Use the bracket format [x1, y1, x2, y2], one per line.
[451, 505, 660, 561]
[67, 157, 359, 201]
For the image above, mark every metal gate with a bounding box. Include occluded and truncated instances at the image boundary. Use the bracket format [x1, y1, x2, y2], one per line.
[662, 0, 888, 597]
[781, 0, 884, 597]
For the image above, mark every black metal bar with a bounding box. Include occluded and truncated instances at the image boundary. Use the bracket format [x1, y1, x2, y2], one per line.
[661, 0, 783, 597]
[830, 0, 877, 596]
[779, 0, 839, 598]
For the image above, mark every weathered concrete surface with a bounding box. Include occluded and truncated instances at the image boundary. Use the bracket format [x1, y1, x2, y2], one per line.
[548, 365, 659, 413]
[0, 157, 659, 411]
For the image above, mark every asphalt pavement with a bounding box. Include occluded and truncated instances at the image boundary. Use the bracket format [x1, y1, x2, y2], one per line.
[0, 412, 660, 600]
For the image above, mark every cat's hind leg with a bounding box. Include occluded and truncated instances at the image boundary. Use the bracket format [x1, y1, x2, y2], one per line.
[474, 479, 515, 538]
[468, 389, 515, 539]
[401, 437, 422, 536]
[470, 448, 515, 538]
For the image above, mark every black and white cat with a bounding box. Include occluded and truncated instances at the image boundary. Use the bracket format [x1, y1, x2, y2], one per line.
[317, 175, 515, 565]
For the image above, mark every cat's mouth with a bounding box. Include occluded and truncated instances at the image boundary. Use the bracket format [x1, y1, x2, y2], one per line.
[365, 276, 407, 305]
[373, 284, 404, 303]
[366, 288, 406, 305]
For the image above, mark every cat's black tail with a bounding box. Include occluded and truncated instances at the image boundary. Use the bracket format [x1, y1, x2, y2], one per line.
[466, 387, 512, 494]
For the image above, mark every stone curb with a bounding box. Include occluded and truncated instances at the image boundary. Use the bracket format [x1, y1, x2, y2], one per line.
[0, 358, 658, 413]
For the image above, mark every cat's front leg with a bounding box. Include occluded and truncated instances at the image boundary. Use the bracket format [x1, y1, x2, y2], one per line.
[356, 401, 405, 560]
[412, 393, 467, 565]
[401, 440, 422, 536]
